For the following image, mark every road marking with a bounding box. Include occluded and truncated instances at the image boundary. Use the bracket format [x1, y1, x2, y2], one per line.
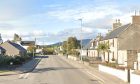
[85, 70, 104, 84]
[78, 68, 104, 84]
[19, 74, 24, 79]
[23, 73, 29, 79]
[18, 73, 30, 79]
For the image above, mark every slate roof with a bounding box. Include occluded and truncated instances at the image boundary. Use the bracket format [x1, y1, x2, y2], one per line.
[8, 41, 26, 51]
[0, 46, 5, 51]
[20, 41, 35, 46]
[83, 39, 95, 50]
[103, 23, 131, 40]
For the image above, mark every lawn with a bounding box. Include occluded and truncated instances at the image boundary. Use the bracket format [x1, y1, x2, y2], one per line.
[0, 70, 10, 73]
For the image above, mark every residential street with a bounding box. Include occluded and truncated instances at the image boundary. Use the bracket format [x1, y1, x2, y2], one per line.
[0, 55, 101, 84]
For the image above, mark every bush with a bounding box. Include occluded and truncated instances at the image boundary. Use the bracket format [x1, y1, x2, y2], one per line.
[103, 62, 126, 70]
[0, 56, 13, 65]
[69, 50, 80, 57]
[82, 57, 90, 62]
[0, 55, 32, 65]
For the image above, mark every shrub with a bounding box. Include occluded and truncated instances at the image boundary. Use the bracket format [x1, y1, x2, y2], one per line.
[0, 56, 13, 65]
[69, 50, 80, 57]
[0, 55, 32, 65]
[82, 57, 90, 62]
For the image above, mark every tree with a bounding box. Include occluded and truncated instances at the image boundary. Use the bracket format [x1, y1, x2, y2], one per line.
[62, 37, 80, 56]
[62, 41, 67, 54]
[42, 46, 55, 55]
[27, 45, 36, 53]
[97, 42, 110, 62]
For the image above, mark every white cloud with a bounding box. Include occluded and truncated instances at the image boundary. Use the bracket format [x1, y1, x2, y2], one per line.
[47, 5, 121, 22]
[0, 0, 138, 45]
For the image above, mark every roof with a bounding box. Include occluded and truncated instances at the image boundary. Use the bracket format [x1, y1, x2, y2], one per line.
[21, 41, 35, 46]
[0, 46, 5, 51]
[8, 41, 26, 51]
[83, 39, 95, 50]
[103, 23, 131, 40]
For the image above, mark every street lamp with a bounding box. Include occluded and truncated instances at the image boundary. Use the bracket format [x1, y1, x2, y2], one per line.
[78, 18, 83, 61]
[67, 38, 68, 58]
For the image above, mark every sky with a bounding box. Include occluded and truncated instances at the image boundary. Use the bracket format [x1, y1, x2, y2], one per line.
[0, 0, 140, 45]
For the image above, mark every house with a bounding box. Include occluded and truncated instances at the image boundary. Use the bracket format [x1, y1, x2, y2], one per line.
[100, 14, 140, 69]
[36, 45, 43, 54]
[20, 41, 35, 50]
[81, 33, 103, 58]
[0, 41, 27, 56]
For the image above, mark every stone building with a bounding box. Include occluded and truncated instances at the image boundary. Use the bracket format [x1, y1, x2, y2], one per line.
[0, 41, 27, 56]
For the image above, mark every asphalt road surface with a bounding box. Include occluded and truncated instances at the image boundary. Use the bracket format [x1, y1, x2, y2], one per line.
[0, 55, 100, 84]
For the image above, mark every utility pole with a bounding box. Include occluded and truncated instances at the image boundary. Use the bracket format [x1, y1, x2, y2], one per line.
[79, 18, 83, 61]
[66, 38, 68, 58]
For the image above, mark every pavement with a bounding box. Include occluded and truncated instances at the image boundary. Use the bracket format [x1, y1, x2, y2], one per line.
[59, 55, 129, 84]
[0, 56, 42, 76]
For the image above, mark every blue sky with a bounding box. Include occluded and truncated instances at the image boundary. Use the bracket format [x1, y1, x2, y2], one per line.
[0, 0, 140, 45]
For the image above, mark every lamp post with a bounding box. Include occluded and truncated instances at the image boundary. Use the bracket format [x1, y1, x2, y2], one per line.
[78, 18, 83, 61]
[67, 38, 68, 58]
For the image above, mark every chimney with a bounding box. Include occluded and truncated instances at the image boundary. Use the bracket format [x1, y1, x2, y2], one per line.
[112, 19, 122, 30]
[132, 10, 140, 25]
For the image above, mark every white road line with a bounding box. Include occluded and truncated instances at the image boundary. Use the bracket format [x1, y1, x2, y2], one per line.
[80, 69, 105, 84]
[86, 70, 104, 84]
[18, 73, 30, 79]
[18, 74, 25, 79]
[23, 73, 30, 79]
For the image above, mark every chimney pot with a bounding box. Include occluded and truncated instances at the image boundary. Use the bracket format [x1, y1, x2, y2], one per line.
[118, 19, 120, 23]
[116, 19, 117, 23]
[135, 10, 137, 16]
[132, 12, 140, 25]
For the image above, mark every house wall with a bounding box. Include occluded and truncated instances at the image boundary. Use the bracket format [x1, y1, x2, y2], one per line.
[1, 42, 20, 56]
[118, 50, 127, 64]
[127, 50, 137, 69]
[22, 46, 29, 50]
[101, 38, 118, 62]
[88, 50, 98, 57]
[138, 53, 140, 70]
[118, 24, 140, 50]
[81, 50, 87, 56]
[118, 50, 137, 69]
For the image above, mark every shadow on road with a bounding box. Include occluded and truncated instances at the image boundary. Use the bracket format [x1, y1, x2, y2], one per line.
[32, 67, 82, 73]
[35, 56, 49, 59]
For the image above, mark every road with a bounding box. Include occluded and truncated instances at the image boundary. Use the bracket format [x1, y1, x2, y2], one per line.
[0, 55, 100, 84]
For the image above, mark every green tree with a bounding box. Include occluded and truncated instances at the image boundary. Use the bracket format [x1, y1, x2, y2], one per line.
[62, 37, 80, 56]
[62, 41, 67, 54]
[42, 47, 55, 55]
[97, 42, 110, 62]
[27, 45, 36, 53]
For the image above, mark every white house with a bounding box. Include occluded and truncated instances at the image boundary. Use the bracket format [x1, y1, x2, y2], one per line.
[100, 14, 140, 69]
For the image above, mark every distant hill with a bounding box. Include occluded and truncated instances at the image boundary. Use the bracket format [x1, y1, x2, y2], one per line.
[49, 42, 63, 46]
[48, 39, 91, 47]
[81, 39, 91, 46]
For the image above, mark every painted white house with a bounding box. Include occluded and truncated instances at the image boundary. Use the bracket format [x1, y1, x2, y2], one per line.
[81, 33, 103, 58]
[100, 14, 140, 69]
